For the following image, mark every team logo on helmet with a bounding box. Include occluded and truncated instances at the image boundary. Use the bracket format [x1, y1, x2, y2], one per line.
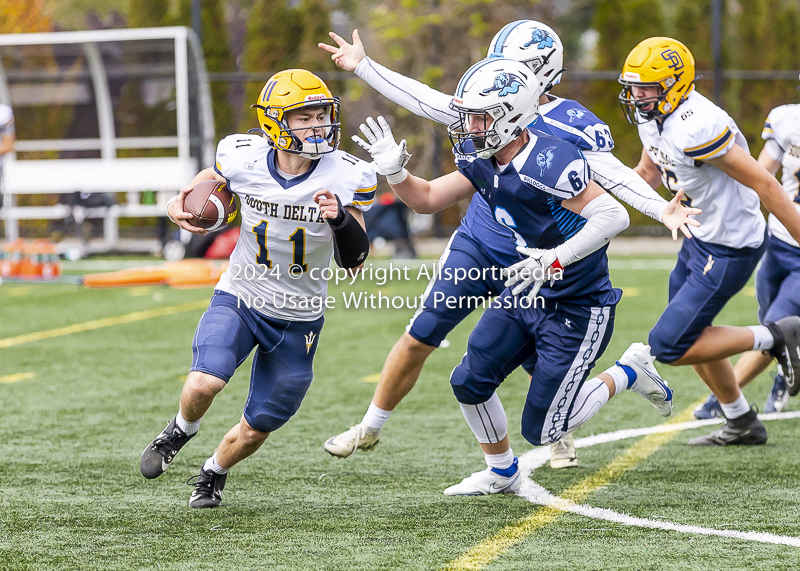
[482, 72, 525, 97]
[536, 146, 556, 176]
[566, 108, 586, 123]
[524, 29, 554, 50]
[661, 49, 684, 71]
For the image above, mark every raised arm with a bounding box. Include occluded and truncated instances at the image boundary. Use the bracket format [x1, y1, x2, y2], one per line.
[389, 170, 475, 214]
[707, 143, 800, 244]
[585, 150, 701, 240]
[319, 30, 456, 125]
[351, 116, 473, 213]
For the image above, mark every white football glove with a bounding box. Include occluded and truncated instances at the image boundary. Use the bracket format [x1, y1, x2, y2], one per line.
[503, 246, 564, 300]
[352, 116, 411, 184]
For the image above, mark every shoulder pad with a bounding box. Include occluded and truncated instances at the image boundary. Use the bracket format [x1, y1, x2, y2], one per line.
[679, 107, 736, 161]
[539, 100, 614, 152]
[325, 151, 378, 212]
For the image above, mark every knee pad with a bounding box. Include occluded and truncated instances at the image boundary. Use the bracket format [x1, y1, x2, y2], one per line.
[647, 329, 681, 364]
[450, 361, 494, 405]
[192, 311, 245, 380]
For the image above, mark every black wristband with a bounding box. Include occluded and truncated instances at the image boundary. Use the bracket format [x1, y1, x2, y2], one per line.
[326, 195, 370, 269]
[328, 194, 346, 226]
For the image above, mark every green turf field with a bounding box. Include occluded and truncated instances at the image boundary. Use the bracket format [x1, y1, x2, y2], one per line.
[1, 257, 799, 571]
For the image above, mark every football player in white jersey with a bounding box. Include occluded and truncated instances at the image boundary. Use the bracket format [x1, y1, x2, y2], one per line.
[618, 38, 800, 445]
[140, 70, 376, 508]
[318, 22, 698, 468]
[0, 103, 15, 208]
[695, 93, 800, 418]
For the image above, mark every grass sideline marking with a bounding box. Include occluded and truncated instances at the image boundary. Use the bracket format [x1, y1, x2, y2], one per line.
[0, 299, 208, 349]
[444, 402, 702, 571]
[517, 409, 800, 549]
[0, 372, 35, 384]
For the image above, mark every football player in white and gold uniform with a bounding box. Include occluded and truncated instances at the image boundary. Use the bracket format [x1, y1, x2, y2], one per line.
[140, 70, 376, 508]
[619, 37, 800, 446]
[698, 97, 800, 417]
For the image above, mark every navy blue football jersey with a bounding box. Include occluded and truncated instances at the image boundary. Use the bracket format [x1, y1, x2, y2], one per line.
[456, 130, 619, 306]
[460, 98, 615, 273]
[533, 97, 615, 153]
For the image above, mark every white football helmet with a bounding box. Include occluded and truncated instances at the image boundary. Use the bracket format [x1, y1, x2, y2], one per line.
[487, 20, 564, 93]
[448, 58, 541, 159]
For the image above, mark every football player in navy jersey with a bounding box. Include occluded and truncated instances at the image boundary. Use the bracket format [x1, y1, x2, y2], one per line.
[353, 58, 673, 495]
[320, 21, 698, 469]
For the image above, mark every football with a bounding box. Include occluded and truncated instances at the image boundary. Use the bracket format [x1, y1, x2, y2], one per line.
[183, 180, 238, 231]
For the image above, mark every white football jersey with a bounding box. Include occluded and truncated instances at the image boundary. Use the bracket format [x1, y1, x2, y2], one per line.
[637, 90, 765, 249]
[761, 104, 800, 248]
[213, 135, 376, 321]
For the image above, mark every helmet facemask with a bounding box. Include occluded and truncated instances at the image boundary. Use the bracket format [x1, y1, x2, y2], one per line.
[618, 80, 673, 124]
[448, 104, 512, 159]
[252, 97, 342, 159]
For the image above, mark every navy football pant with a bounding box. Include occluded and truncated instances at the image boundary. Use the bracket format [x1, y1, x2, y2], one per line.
[450, 290, 616, 446]
[406, 230, 540, 375]
[191, 291, 323, 433]
[649, 235, 766, 363]
[755, 235, 800, 325]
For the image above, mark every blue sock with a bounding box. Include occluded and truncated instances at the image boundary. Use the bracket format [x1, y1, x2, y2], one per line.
[490, 457, 518, 477]
[616, 361, 637, 389]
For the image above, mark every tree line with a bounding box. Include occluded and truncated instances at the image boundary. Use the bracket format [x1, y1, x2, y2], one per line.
[8, 0, 800, 229]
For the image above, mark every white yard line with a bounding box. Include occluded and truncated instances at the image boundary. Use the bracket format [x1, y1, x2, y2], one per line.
[517, 411, 800, 547]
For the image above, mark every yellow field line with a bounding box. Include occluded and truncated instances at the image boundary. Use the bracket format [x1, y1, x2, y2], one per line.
[444, 400, 703, 571]
[0, 299, 208, 349]
[0, 372, 35, 384]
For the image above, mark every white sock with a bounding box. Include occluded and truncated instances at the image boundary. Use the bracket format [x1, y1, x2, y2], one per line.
[202, 452, 227, 475]
[484, 448, 514, 471]
[361, 402, 392, 431]
[720, 392, 750, 419]
[603, 364, 630, 396]
[176, 410, 201, 435]
[749, 325, 775, 351]
[568, 377, 610, 432]
[459, 392, 508, 444]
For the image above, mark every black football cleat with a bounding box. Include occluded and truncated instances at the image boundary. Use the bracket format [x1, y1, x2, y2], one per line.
[188, 467, 227, 508]
[687, 407, 767, 446]
[767, 316, 800, 396]
[140, 417, 196, 479]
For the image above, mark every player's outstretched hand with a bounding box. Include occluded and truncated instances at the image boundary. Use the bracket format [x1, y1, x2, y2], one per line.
[318, 29, 366, 72]
[313, 189, 343, 222]
[662, 188, 702, 241]
[503, 246, 563, 300]
[352, 116, 411, 183]
[168, 187, 209, 235]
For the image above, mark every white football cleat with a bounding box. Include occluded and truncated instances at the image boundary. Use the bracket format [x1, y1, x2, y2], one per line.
[323, 424, 381, 458]
[550, 433, 579, 469]
[618, 342, 673, 417]
[443, 459, 521, 496]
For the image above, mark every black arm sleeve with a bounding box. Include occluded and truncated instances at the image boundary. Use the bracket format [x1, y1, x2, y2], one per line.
[327, 194, 370, 269]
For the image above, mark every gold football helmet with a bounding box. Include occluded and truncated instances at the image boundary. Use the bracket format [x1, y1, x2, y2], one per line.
[618, 37, 695, 124]
[251, 69, 341, 159]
